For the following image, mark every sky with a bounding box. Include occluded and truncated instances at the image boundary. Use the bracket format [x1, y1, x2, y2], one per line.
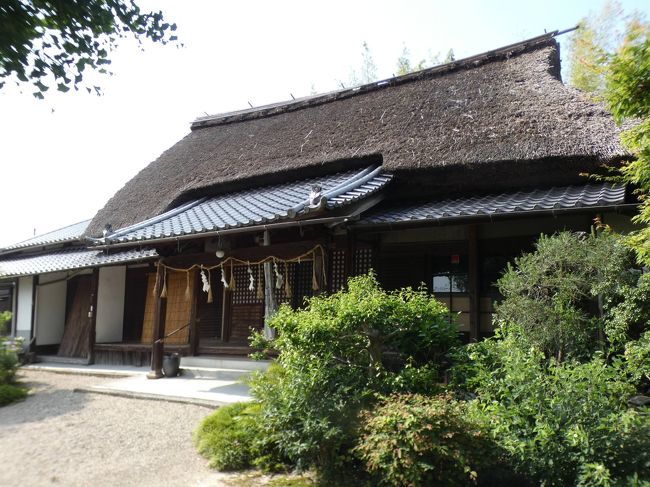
[1, 0, 649, 247]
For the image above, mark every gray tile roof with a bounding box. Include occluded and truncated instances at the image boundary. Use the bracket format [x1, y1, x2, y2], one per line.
[0, 247, 157, 279]
[358, 183, 627, 226]
[104, 165, 392, 244]
[2, 219, 91, 252]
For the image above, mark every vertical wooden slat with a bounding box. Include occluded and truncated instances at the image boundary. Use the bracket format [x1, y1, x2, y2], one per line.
[468, 225, 480, 342]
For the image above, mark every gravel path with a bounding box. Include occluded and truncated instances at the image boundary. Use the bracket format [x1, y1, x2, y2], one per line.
[0, 369, 234, 487]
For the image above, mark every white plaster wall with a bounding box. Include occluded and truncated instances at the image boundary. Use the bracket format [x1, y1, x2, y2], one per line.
[15, 276, 33, 340]
[35, 273, 67, 345]
[96, 266, 126, 343]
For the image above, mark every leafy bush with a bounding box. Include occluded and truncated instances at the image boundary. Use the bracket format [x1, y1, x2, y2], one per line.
[495, 231, 640, 361]
[0, 336, 21, 385]
[0, 383, 27, 406]
[356, 393, 498, 487]
[0, 311, 11, 335]
[249, 272, 459, 475]
[194, 402, 263, 471]
[457, 333, 650, 485]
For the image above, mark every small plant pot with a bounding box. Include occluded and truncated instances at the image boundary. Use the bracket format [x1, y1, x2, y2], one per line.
[162, 353, 180, 378]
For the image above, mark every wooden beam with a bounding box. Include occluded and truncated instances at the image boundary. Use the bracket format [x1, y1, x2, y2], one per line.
[468, 225, 480, 342]
[86, 268, 99, 365]
[148, 260, 165, 379]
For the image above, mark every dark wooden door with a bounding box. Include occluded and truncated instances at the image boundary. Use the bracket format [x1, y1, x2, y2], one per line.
[58, 274, 92, 357]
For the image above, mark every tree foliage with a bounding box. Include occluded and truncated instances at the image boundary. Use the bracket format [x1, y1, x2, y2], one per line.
[566, 1, 637, 95]
[458, 333, 650, 486]
[0, 0, 178, 97]
[605, 23, 650, 265]
[495, 231, 641, 361]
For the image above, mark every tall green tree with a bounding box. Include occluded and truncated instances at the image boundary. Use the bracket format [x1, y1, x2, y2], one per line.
[566, 0, 630, 95]
[0, 0, 178, 98]
[605, 22, 650, 264]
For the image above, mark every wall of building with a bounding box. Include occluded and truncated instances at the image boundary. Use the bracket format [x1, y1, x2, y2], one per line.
[35, 272, 67, 345]
[96, 266, 126, 343]
[15, 276, 33, 341]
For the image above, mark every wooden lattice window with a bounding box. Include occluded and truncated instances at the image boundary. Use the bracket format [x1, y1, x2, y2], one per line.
[232, 266, 263, 305]
[354, 248, 373, 276]
[330, 250, 346, 292]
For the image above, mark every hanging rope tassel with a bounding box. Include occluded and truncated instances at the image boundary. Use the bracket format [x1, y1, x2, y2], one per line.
[284, 262, 292, 299]
[152, 267, 162, 298]
[256, 264, 264, 300]
[229, 261, 236, 290]
[185, 270, 191, 301]
[312, 251, 320, 291]
[161, 267, 168, 298]
[207, 269, 213, 303]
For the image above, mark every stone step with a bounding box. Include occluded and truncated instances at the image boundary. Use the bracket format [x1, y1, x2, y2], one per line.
[37, 355, 89, 365]
[179, 356, 271, 371]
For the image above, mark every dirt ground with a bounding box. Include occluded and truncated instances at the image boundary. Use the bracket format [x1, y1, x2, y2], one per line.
[0, 369, 236, 487]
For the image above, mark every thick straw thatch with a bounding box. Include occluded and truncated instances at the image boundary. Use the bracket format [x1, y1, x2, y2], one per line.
[88, 35, 626, 236]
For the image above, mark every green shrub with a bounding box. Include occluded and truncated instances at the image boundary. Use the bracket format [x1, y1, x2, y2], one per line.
[0, 383, 27, 406]
[0, 311, 11, 335]
[0, 337, 20, 385]
[624, 331, 650, 386]
[459, 333, 650, 485]
[249, 272, 459, 475]
[194, 402, 263, 471]
[356, 393, 497, 487]
[496, 231, 640, 361]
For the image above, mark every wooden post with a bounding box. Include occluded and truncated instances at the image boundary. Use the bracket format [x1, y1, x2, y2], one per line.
[148, 260, 165, 379]
[29, 275, 38, 352]
[468, 225, 480, 342]
[344, 229, 356, 282]
[189, 271, 199, 356]
[86, 268, 99, 365]
[221, 283, 232, 342]
[263, 230, 277, 339]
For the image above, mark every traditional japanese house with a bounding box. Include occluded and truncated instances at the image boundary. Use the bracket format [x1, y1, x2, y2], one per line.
[0, 31, 637, 375]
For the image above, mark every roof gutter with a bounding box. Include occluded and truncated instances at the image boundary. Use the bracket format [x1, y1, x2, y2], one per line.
[88, 214, 355, 250]
[352, 203, 639, 232]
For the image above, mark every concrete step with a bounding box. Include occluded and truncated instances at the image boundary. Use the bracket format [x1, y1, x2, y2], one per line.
[179, 356, 271, 371]
[180, 366, 254, 381]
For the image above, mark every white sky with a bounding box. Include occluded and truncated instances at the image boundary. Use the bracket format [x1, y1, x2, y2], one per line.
[1, 0, 648, 247]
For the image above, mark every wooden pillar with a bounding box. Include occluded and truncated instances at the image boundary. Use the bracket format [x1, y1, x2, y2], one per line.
[29, 275, 38, 352]
[189, 271, 199, 356]
[221, 283, 232, 342]
[468, 225, 480, 342]
[148, 260, 165, 379]
[263, 230, 277, 339]
[86, 268, 99, 365]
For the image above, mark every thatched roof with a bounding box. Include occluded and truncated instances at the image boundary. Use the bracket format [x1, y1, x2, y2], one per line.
[87, 32, 627, 237]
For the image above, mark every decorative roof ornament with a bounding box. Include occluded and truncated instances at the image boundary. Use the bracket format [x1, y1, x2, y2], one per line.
[309, 184, 322, 207]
